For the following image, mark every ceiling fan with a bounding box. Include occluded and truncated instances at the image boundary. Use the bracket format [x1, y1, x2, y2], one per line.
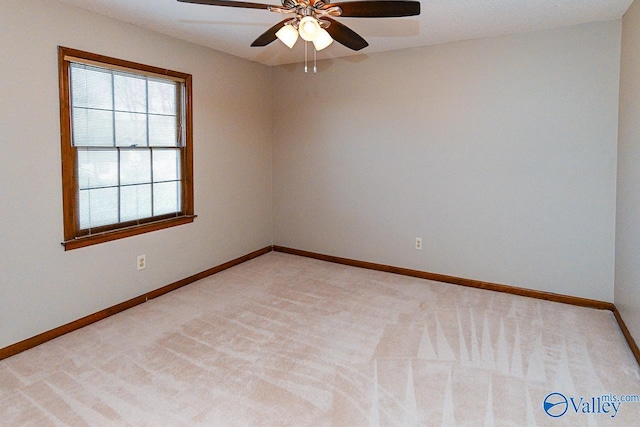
[178, 0, 421, 52]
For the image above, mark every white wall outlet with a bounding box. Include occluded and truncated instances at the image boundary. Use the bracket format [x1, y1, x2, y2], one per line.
[137, 254, 146, 271]
[415, 237, 423, 250]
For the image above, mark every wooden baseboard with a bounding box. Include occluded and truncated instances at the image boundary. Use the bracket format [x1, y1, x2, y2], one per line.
[273, 246, 613, 309]
[0, 246, 272, 361]
[612, 306, 640, 366]
[273, 245, 640, 366]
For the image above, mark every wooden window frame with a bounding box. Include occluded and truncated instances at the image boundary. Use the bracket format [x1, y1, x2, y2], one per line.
[58, 47, 195, 250]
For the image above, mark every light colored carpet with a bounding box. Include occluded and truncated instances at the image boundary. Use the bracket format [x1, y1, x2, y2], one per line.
[1, 252, 639, 426]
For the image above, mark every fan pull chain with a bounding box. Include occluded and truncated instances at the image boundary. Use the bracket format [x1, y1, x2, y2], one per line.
[314, 48, 317, 73]
[304, 42, 308, 73]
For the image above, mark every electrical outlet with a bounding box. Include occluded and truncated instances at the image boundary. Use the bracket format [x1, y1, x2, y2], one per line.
[137, 254, 146, 271]
[415, 237, 423, 250]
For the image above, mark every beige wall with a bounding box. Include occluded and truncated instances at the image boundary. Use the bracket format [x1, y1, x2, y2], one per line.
[616, 0, 640, 345]
[272, 21, 621, 302]
[0, 0, 273, 349]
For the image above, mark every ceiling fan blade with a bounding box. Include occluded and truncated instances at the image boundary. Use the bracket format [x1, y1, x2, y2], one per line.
[178, 0, 271, 10]
[251, 19, 288, 46]
[323, 1, 420, 18]
[323, 17, 368, 51]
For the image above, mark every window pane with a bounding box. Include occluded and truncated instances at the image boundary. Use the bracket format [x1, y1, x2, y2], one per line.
[73, 107, 114, 146]
[114, 73, 146, 113]
[71, 64, 113, 110]
[148, 79, 176, 115]
[154, 181, 181, 216]
[79, 187, 119, 229]
[153, 149, 180, 182]
[149, 115, 178, 147]
[120, 149, 151, 185]
[121, 184, 152, 222]
[77, 149, 118, 189]
[115, 112, 147, 147]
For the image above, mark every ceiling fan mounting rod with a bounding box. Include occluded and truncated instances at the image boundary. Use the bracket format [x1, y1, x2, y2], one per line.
[300, 5, 315, 16]
[268, 0, 342, 18]
[268, 0, 339, 31]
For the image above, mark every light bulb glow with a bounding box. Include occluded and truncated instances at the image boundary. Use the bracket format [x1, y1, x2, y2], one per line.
[299, 16, 320, 42]
[312, 28, 333, 51]
[276, 24, 298, 48]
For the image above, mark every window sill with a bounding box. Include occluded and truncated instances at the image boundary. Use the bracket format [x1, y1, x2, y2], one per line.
[62, 215, 196, 251]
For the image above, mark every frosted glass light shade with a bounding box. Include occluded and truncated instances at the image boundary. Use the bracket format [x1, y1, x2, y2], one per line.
[313, 28, 333, 51]
[299, 16, 320, 42]
[276, 24, 298, 49]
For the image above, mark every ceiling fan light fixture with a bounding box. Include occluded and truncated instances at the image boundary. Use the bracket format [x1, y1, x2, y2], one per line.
[312, 28, 333, 51]
[298, 16, 321, 42]
[276, 24, 298, 48]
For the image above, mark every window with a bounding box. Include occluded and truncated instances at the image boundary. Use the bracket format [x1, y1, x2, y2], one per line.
[58, 47, 194, 250]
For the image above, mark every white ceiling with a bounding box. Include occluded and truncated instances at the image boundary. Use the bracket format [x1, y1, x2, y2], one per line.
[56, 0, 633, 66]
